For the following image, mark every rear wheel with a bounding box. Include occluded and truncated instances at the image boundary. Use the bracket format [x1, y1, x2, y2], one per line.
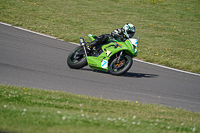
[67, 46, 87, 69]
[109, 54, 132, 76]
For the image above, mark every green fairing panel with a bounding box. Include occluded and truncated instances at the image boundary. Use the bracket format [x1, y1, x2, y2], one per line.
[102, 41, 136, 58]
[124, 39, 138, 57]
[87, 56, 109, 71]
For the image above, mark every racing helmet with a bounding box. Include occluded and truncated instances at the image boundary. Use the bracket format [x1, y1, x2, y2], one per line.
[123, 23, 135, 38]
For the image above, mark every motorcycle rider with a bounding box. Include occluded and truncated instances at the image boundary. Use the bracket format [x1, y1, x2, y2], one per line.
[86, 23, 136, 51]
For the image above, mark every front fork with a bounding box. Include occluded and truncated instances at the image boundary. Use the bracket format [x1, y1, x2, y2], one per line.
[117, 51, 123, 63]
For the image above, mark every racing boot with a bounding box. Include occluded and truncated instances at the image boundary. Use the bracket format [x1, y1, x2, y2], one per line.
[86, 40, 97, 51]
[86, 34, 108, 51]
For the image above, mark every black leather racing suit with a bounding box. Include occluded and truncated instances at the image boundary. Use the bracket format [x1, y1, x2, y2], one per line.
[87, 28, 127, 49]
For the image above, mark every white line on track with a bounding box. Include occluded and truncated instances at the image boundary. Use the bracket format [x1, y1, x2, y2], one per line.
[133, 59, 200, 76]
[1, 22, 200, 77]
[0, 22, 58, 40]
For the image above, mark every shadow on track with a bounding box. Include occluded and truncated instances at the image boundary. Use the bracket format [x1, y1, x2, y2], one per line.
[80, 68, 158, 78]
[122, 72, 159, 78]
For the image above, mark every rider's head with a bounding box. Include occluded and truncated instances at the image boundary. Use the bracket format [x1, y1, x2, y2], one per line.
[123, 23, 135, 38]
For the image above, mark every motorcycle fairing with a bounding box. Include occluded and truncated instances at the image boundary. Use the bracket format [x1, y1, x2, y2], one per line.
[87, 56, 109, 71]
[86, 34, 138, 71]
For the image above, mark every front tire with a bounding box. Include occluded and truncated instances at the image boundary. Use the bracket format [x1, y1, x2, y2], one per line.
[109, 54, 133, 76]
[67, 46, 87, 69]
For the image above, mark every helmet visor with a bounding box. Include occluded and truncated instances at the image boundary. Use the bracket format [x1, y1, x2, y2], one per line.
[128, 32, 135, 38]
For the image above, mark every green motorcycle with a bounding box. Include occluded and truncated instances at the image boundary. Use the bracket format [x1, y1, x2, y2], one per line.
[67, 34, 139, 76]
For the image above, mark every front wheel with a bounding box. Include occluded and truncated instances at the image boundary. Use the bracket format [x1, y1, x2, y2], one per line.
[67, 46, 87, 69]
[109, 54, 133, 76]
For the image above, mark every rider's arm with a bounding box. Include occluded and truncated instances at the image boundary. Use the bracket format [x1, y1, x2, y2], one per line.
[111, 28, 127, 42]
[111, 28, 123, 38]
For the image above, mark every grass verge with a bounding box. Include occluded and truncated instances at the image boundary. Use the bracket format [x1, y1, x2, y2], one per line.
[0, 84, 200, 133]
[0, 0, 200, 74]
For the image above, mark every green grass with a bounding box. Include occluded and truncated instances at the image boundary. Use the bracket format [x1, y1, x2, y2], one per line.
[0, 0, 199, 74]
[0, 84, 200, 133]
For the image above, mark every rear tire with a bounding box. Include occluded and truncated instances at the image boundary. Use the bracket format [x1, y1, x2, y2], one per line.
[109, 54, 132, 76]
[67, 46, 87, 69]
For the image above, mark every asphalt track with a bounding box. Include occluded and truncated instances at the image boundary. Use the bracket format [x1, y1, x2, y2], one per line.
[0, 23, 200, 112]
